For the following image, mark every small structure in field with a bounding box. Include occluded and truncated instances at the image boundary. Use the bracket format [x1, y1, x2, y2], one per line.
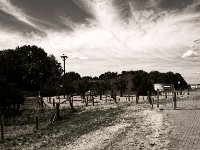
[190, 84, 200, 89]
[154, 83, 174, 91]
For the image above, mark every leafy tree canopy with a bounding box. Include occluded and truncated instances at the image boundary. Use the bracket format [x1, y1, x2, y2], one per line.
[0, 45, 62, 93]
[99, 71, 118, 80]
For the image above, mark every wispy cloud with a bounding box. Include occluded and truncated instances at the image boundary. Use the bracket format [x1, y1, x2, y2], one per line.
[55, 0, 200, 62]
[1, 0, 200, 83]
[0, 0, 39, 29]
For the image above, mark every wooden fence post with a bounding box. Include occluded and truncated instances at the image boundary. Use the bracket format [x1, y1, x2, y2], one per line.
[147, 91, 153, 109]
[85, 96, 88, 106]
[173, 91, 177, 109]
[92, 94, 94, 106]
[165, 91, 167, 99]
[1, 114, 4, 140]
[157, 89, 159, 108]
[56, 103, 60, 119]
[36, 116, 38, 130]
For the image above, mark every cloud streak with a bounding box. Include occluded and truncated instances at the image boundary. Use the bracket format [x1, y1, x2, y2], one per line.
[0, 0, 39, 29]
[1, 0, 200, 83]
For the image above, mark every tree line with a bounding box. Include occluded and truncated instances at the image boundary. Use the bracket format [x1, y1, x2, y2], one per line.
[0, 45, 189, 111]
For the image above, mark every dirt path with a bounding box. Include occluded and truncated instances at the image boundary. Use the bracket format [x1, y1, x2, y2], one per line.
[60, 104, 171, 150]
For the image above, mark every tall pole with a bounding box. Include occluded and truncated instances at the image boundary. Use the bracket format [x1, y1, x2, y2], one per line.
[63, 58, 65, 95]
[178, 81, 180, 96]
[178, 81, 180, 90]
[61, 54, 68, 98]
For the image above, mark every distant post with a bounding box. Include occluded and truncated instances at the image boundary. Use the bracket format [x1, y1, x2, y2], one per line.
[165, 91, 167, 99]
[147, 91, 153, 109]
[157, 89, 159, 108]
[136, 91, 139, 104]
[92, 92, 94, 106]
[173, 91, 177, 109]
[128, 93, 130, 101]
[35, 116, 38, 130]
[86, 96, 89, 106]
[1, 114, 4, 140]
[56, 103, 60, 119]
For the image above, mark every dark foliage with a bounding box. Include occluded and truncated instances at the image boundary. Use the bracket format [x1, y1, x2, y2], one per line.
[0, 45, 62, 96]
[0, 72, 24, 112]
[114, 77, 128, 97]
[99, 71, 118, 80]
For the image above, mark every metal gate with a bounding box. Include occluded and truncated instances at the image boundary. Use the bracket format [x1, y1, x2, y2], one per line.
[157, 89, 200, 110]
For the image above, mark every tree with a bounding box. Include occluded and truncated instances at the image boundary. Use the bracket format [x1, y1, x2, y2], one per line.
[81, 76, 92, 80]
[114, 77, 128, 97]
[64, 72, 81, 83]
[73, 78, 90, 99]
[42, 55, 63, 97]
[0, 45, 62, 93]
[132, 70, 153, 96]
[174, 73, 188, 90]
[99, 71, 118, 80]
[63, 72, 81, 112]
[149, 71, 165, 83]
[94, 80, 106, 100]
[104, 80, 111, 101]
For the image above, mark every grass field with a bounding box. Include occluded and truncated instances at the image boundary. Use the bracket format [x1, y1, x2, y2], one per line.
[0, 101, 170, 150]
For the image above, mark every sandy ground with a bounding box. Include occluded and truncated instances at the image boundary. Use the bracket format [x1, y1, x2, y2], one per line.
[57, 104, 171, 150]
[4, 92, 199, 149]
[1, 98, 172, 150]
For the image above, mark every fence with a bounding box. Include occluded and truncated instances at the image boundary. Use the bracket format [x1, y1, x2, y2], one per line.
[153, 89, 200, 110]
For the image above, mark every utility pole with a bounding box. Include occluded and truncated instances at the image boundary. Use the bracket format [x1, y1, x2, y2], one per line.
[61, 54, 68, 98]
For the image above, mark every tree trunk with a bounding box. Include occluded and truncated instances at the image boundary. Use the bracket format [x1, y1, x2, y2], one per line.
[113, 92, 117, 104]
[92, 94, 94, 106]
[82, 93, 85, 99]
[136, 92, 139, 104]
[100, 94, 102, 100]
[17, 103, 20, 115]
[49, 97, 51, 103]
[120, 91, 123, 97]
[69, 95, 76, 112]
[85, 96, 89, 107]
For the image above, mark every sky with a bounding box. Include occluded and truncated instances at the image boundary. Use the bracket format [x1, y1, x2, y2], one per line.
[0, 0, 200, 84]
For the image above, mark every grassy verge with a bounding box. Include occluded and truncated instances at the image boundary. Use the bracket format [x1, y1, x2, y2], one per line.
[0, 104, 125, 149]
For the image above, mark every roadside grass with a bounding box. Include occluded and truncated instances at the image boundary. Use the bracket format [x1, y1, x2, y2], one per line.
[4, 109, 55, 126]
[0, 104, 126, 150]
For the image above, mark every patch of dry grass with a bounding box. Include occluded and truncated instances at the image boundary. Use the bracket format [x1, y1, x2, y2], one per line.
[0, 104, 125, 150]
[0, 102, 171, 150]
